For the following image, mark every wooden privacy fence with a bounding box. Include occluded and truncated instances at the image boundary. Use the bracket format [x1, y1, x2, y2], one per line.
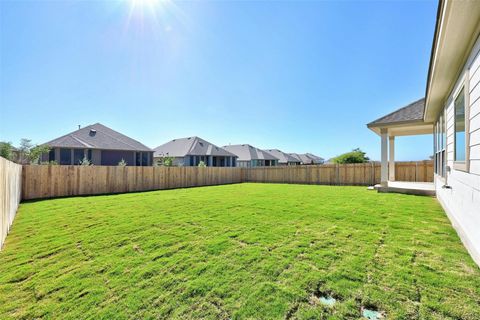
[0, 157, 22, 249]
[21, 161, 433, 200]
[22, 166, 243, 200]
[395, 161, 433, 182]
[244, 161, 434, 186]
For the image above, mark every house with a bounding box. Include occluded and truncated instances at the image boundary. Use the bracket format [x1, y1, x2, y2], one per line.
[40, 123, 153, 166]
[153, 136, 237, 167]
[263, 149, 301, 166]
[367, 0, 480, 265]
[222, 144, 279, 168]
[289, 153, 324, 165]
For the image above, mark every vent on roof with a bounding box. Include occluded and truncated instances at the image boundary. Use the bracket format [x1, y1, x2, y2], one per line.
[89, 129, 96, 136]
[199, 142, 204, 147]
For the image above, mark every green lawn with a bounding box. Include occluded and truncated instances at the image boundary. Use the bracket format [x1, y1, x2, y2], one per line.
[0, 184, 479, 319]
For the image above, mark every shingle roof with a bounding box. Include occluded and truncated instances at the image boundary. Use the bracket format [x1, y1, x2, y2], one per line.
[305, 153, 324, 162]
[153, 136, 236, 158]
[263, 149, 301, 164]
[289, 153, 324, 164]
[222, 144, 279, 162]
[367, 98, 425, 127]
[43, 123, 152, 152]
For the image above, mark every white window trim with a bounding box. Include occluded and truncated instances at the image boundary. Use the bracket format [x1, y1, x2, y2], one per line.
[452, 71, 471, 172]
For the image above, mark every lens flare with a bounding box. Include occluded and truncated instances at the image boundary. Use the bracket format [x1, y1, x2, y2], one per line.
[124, 0, 186, 33]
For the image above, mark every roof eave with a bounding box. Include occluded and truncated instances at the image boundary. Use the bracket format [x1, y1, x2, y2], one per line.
[424, 0, 480, 122]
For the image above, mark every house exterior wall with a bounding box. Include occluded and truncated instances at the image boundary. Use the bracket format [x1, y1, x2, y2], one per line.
[235, 160, 277, 168]
[101, 150, 134, 166]
[435, 35, 480, 265]
[173, 157, 186, 166]
[236, 160, 250, 168]
[44, 148, 152, 166]
[91, 150, 101, 165]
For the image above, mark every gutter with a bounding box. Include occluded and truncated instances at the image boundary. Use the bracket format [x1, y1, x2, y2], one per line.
[424, 0, 445, 121]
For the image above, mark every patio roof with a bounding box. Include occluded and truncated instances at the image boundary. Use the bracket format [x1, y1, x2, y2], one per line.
[367, 98, 433, 136]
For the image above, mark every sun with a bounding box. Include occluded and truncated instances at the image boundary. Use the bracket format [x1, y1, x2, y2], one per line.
[124, 0, 174, 30]
[130, 0, 162, 6]
[128, 0, 164, 15]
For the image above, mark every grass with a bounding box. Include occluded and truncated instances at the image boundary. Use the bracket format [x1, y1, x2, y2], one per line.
[0, 183, 479, 319]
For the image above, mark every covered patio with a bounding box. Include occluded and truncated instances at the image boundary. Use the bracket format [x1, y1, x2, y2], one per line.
[367, 98, 435, 195]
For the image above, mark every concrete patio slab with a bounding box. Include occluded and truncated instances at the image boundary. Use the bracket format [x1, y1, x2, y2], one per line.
[374, 181, 435, 196]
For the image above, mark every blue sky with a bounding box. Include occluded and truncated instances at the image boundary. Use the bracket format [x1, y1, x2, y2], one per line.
[0, 0, 437, 160]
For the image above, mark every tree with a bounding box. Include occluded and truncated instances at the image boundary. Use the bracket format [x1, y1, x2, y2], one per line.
[332, 148, 369, 164]
[0, 141, 13, 160]
[17, 139, 50, 164]
[28, 145, 51, 164]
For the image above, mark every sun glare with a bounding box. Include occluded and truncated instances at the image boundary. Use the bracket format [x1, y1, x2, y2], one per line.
[124, 0, 183, 33]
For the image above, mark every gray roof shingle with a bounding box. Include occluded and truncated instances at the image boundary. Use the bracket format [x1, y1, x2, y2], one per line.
[367, 98, 425, 127]
[43, 123, 152, 152]
[222, 144, 279, 161]
[153, 136, 236, 158]
[305, 153, 324, 162]
[289, 153, 324, 164]
[263, 149, 301, 164]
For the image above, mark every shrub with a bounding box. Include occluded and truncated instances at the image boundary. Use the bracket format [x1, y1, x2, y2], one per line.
[157, 156, 174, 167]
[79, 157, 92, 166]
[198, 161, 206, 167]
[118, 159, 127, 166]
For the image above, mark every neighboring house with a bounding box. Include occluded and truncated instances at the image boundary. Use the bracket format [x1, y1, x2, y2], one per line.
[306, 153, 325, 164]
[153, 136, 237, 167]
[367, 0, 480, 265]
[263, 149, 301, 166]
[222, 144, 279, 168]
[41, 123, 153, 166]
[289, 153, 324, 165]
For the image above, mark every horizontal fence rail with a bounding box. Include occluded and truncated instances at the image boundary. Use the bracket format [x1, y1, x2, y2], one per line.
[21, 161, 433, 200]
[1, 157, 22, 249]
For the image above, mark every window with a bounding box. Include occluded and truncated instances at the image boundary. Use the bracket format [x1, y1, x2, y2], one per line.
[87, 149, 92, 161]
[434, 112, 446, 177]
[48, 149, 55, 162]
[136, 152, 141, 166]
[141, 152, 148, 166]
[60, 148, 71, 165]
[73, 149, 84, 165]
[454, 88, 466, 162]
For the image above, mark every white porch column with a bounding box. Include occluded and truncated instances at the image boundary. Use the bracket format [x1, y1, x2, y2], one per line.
[380, 128, 388, 186]
[389, 136, 395, 181]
